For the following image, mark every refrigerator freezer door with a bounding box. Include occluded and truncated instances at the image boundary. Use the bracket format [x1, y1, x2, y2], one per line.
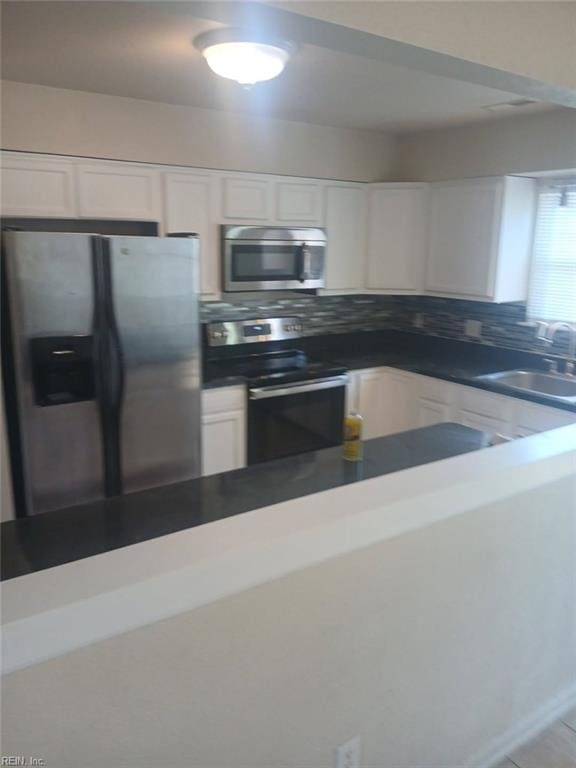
[3, 231, 105, 514]
[107, 236, 201, 493]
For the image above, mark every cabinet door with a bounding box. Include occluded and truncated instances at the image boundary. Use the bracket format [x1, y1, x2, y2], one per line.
[513, 401, 576, 437]
[356, 370, 386, 439]
[76, 163, 160, 220]
[366, 185, 427, 291]
[202, 410, 246, 476]
[164, 172, 218, 296]
[416, 398, 452, 428]
[426, 179, 501, 298]
[455, 410, 511, 435]
[346, 372, 360, 415]
[383, 371, 417, 435]
[324, 185, 367, 291]
[222, 176, 271, 221]
[276, 181, 321, 223]
[1, 155, 76, 217]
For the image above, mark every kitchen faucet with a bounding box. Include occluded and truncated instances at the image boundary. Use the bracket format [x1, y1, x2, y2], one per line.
[536, 321, 576, 375]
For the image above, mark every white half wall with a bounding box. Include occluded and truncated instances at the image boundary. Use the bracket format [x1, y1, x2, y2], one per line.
[0, 80, 395, 182]
[394, 108, 576, 181]
[2, 455, 576, 768]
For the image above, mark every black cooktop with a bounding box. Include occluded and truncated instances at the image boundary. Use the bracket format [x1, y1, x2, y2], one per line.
[205, 348, 347, 387]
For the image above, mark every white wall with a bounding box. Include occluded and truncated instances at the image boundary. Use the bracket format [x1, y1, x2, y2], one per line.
[0, 80, 395, 182]
[394, 108, 576, 181]
[280, 1, 576, 90]
[3, 474, 575, 768]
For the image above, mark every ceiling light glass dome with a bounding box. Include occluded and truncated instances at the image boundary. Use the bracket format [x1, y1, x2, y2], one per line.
[194, 29, 295, 86]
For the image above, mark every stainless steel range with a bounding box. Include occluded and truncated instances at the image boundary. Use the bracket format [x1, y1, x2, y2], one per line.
[205, 318, 347, 465]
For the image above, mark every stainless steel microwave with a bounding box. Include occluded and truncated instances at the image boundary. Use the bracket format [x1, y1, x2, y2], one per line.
[222, 225, 326, 292]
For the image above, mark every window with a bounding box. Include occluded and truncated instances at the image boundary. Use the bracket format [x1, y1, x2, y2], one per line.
[527, 180, 576, 322]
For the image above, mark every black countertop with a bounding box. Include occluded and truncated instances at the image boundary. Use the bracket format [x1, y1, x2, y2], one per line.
[1, 423, 490, 582]
[203, 331, 576, 413]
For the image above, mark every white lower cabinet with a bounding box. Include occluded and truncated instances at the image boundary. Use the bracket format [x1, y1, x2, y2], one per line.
[416, 398, 452, 428]
[201, 386, 246, 476]
[347, 367, 575, 441]
[414, 374, 454, 428]
[348, 368, 415, 438]
[512, 400, 576, 437]
[384, 370, 416, 434]
[354, 369, 388, 439]
[452, 385, 514, 436]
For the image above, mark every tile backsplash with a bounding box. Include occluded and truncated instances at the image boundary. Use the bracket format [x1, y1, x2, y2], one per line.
[201, 294, 571, 358]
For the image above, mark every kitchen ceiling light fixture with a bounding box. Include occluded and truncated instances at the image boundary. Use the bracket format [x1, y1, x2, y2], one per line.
[194, 29, 295, 86]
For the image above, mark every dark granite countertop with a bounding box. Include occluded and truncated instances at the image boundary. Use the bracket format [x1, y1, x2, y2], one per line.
[1, 423, 490, 582]
[203, 332, 576, 413]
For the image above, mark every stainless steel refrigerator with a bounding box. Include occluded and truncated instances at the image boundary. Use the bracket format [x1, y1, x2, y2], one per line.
[2, 231, 201, 516]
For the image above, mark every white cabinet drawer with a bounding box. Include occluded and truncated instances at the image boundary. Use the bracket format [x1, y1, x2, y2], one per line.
[202, 386, 246, 416]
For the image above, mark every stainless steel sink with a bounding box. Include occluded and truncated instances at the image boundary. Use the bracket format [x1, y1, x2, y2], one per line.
[475, 370, 576, 403]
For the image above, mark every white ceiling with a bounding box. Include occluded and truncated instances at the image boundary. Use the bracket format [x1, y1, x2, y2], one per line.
[0, 1, 555, 132]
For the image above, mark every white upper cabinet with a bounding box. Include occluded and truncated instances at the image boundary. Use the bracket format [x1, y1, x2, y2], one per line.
[1, 153, 77, 218]
[221, 175, 272, 221]
[76, 162, 161, 220]
[425, 176, 536, 302]
[324, 184, 367, 291]
[366, 183, 428, 292]
[276, 181, 322, 224]
[164, 171, 218, 296]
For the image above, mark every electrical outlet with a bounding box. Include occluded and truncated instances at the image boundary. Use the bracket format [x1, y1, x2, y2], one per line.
[336, 736, 361, 768]
[464, 319, 482, 338]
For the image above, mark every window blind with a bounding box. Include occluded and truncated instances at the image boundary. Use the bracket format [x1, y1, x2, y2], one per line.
[527, 181, 576, 322]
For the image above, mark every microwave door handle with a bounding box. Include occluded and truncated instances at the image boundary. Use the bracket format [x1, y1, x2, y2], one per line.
[298, 243, 306, 283]
[297, 242, 309, 283]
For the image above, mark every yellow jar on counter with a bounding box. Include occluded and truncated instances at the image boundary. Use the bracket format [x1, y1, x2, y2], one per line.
[343, 412, 363, 462]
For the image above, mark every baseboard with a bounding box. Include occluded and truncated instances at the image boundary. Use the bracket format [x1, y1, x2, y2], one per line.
[468, 681, 576, 768]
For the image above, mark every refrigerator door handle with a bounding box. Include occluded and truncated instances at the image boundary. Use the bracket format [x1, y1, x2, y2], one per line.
[92, 237, 125, 497]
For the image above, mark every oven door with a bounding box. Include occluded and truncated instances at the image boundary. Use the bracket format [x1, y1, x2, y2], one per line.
[248, 376, 346, 464]
[223, 239, 325, 291]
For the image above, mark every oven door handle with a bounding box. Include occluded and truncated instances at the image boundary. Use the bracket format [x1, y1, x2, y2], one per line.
[249, 375, 348, 400]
